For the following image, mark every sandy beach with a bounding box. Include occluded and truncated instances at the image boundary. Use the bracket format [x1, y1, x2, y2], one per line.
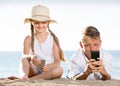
[0, 78, 120, 86]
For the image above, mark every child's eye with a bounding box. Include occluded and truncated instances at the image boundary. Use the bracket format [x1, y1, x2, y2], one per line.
[34, 22, 39, 24]
[41, 21, 47, 24]
[34, 21, 47, 24]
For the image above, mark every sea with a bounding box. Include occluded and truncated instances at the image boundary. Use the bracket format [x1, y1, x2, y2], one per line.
[0, 50, 120, 80]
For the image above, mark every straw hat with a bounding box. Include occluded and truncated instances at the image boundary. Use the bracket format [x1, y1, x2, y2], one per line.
[24, 5, 56, 23]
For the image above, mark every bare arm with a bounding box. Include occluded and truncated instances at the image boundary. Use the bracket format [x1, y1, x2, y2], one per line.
[48, 40, 61, 66]
[90, 58, 111, 80]
[101, 70, 111, 80]
[52, 40, 61, 66]
[23, 36, 31, 54]
[73, 58, 111, 80]
[42, 40, 61, 72]
[22, 36, 31, 61]
[93, 58, 111, 80]
[73, 63, 92, 80]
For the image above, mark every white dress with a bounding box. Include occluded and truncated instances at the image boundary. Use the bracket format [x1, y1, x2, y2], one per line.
[33, 33, 54, 65]
[19, 33, 54, 77]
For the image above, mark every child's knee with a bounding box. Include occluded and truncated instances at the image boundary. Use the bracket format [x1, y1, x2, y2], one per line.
[21, 57, 28, 63]
[52, 67, 63, 77]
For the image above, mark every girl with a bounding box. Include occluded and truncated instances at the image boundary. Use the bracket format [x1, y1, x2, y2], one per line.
[20, 5, 65, 80]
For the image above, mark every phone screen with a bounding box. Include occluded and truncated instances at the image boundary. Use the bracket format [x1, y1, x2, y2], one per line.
[91, 51, 99, 61]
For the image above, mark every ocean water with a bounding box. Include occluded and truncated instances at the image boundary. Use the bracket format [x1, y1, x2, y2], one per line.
[0, 50, 120, 79]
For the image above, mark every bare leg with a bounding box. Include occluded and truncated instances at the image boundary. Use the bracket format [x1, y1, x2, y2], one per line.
[21, 57, 37, 80]
[7, 57, 37, 80]
[30, 67, 63, 80]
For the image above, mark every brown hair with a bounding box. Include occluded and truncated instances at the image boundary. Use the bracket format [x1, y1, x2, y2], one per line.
[30, 23, 65, 61]
[30, 23, 34, 54]
[48, 27, 66, 61]
[82, 26, 100, 42]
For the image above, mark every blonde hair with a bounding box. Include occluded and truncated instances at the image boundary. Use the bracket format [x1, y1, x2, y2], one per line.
[82, 26, 101, 43]
[48, 27, 66, 61]
[30, 23, 66, 61]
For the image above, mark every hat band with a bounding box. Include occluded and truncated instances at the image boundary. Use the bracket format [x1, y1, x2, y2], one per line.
[32, 15, 50, 19]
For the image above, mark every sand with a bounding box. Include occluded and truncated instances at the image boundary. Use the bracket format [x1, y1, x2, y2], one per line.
[0, 78, 120, 86]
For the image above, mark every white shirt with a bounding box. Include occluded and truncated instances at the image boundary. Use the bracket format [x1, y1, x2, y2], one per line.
[33, 33, 54, 65]
[68, 48, 113, 80]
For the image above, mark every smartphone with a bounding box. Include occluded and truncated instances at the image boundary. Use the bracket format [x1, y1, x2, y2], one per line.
[91, 50, 100, 61]
[36, 59, 45, 70]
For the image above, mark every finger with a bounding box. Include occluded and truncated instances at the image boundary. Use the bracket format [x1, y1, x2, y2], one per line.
[42, 71, 45, 74]
[34, 56, 38, 59]
[92, 61, 100, 66]
[89, 59, 96, 62]
[92, 68, 96, 72]
[38, 60, 41, 64]
[42, 68, 47, 72]
[92, 67, 99, 72]
[42, 66, 46, 69]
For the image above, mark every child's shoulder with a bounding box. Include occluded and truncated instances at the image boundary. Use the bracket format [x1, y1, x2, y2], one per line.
[24, 35, 31, 42]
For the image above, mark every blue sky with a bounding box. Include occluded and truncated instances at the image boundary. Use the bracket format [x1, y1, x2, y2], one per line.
[0, 0, 120, 51]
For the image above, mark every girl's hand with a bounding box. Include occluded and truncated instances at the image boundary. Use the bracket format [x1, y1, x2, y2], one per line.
[42, 64, 53, 73]
[31, 55, 41, 66]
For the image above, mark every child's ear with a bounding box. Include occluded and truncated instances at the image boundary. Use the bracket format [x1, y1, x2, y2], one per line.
[79, 41, 83, 48]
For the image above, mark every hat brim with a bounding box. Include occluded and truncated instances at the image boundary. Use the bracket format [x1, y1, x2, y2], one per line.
[24, 17, 57, 23]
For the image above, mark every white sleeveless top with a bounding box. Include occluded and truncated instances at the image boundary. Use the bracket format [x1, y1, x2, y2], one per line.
[33, 33, 54, 65]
